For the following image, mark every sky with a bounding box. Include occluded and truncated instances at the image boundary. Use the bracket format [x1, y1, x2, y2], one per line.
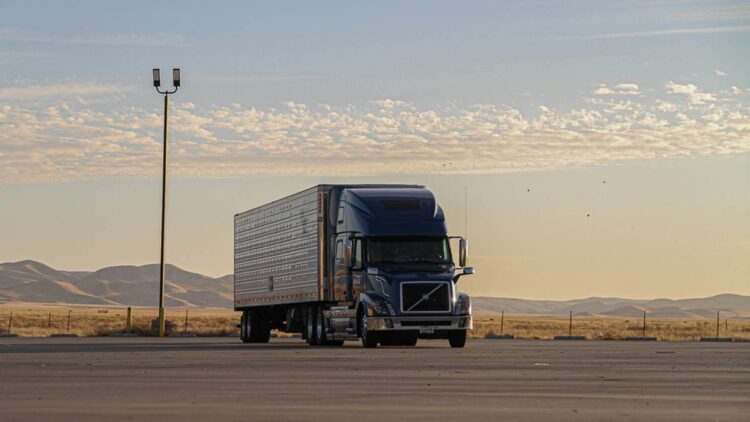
[0, 1, 748, 299]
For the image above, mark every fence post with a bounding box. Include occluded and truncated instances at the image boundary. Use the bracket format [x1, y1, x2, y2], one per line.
[66, 310, 71, 333]
[725, 319, 728, 335]
[500, 310, 504, 335]
[642, 310, 646, 337]
[7, 311, 12, 334]
[48, 312, 52, 328]
[183, 308, 189, 334]
[568, 310, 573, 337]
[716, 310, 720, 338]
[126, 307, 132, 332]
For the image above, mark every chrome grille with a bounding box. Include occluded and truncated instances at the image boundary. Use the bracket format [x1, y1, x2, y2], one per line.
[400, 282, 450, 313]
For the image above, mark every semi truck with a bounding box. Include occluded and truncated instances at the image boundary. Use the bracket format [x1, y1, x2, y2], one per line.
[234, 184, 474, 348]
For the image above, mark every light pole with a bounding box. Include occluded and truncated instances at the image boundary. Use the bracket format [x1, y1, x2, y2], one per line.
[152, 68, 180, 337]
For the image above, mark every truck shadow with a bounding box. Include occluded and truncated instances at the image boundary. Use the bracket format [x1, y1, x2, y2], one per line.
[0, 339, 450, 354]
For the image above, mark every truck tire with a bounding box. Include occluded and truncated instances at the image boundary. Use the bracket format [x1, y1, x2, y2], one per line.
[240, 310, 251, 343]
[449, 331, 467, 348]
[358, 306, 378, 348]
[241, 309, 271, 343]
[306, 306, 320, 346]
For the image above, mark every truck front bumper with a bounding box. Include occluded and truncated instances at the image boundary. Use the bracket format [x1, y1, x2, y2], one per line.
[366, 315, 472, 336]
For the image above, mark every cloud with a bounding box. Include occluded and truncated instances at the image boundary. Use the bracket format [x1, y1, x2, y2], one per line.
[715, 69, 727, 76]
[1, 82, 748, 184]
[0, 83, 124, 100]
[594, 83, 640, 96]
[0, 28, 184, 47]
[553, 25, 750, 40]
[665, 81, 716, 105]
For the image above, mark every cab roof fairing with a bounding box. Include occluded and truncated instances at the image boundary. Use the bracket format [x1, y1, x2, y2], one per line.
[337, 188, 448, 237]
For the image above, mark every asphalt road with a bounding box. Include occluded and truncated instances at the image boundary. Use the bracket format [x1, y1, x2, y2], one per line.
[1, 337, 748, 421]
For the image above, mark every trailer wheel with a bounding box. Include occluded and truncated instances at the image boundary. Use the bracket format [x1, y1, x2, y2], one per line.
[358, 306, 378, 348]
[241, 309, 271, 343]
[240, 310, 250, 343]
[448, 331, 467, 348]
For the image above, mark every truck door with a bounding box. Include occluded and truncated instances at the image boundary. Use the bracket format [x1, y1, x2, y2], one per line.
[333, 235, 352, 302]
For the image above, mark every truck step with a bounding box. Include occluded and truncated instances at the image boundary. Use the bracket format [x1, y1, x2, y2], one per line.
[323, 309, 356, 318]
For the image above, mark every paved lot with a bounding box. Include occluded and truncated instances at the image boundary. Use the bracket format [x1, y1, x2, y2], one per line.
[0, 337, 748, 421]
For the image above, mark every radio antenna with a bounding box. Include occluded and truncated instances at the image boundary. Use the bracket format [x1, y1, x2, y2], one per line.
[464, 186, 468, 239]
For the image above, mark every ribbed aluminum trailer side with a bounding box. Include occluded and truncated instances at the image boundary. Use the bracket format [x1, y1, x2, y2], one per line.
[234, 186, 325, 309]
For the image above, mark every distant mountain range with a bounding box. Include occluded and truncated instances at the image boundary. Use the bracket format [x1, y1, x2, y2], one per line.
[1, 260, 747, 318]
[0, 260, 232, 308]
[472, 294, 750, 319]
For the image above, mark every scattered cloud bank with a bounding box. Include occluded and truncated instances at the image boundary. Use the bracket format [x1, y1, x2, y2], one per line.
[665, 81, 716, 105]
[0, 82, 749, 183]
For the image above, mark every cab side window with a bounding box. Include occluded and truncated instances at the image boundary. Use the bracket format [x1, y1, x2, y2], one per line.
[352, 239, 363, 269]
[337, 205, 345, 224]
[335, 240, 343, 263]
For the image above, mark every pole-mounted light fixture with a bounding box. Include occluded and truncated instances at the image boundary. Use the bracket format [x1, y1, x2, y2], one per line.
[152, 69, 161, 88]
[154, 68, 179, 94]
[151, 67, 181, 337]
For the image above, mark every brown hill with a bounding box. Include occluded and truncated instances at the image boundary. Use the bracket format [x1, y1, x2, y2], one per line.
[0, 260, 232, 308]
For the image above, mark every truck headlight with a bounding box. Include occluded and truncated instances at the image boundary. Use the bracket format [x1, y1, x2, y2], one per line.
[456, 294, 471, 315]
[366, 297, 393, 316]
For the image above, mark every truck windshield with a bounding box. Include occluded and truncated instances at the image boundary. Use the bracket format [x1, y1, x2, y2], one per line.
[367, 238, 451, 267]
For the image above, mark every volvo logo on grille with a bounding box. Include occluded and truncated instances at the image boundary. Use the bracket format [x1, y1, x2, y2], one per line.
[422, 293, 430, 301]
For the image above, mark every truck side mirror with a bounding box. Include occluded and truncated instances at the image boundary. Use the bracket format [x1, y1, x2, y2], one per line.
[453, 266, 475, 283]
[459, 239, 468, 267]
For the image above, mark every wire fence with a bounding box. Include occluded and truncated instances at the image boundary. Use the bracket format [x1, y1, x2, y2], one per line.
[0, 308, 748, 340]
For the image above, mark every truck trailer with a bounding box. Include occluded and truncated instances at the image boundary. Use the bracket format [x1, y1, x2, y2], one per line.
[234, 184, 474, 348]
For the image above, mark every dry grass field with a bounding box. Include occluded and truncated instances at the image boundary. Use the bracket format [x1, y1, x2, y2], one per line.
[0, 305, 240, 337]
[1, 305, 748, 341]
[471, 314, 750, 341]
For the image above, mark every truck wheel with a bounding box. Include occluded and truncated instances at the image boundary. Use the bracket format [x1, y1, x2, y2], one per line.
[306, 306, 320, 346]
[358, 307, 378, 348]
[449, 331, 467, 348]
[241, 309, 271, 343]
[240, 310, 251, 343]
